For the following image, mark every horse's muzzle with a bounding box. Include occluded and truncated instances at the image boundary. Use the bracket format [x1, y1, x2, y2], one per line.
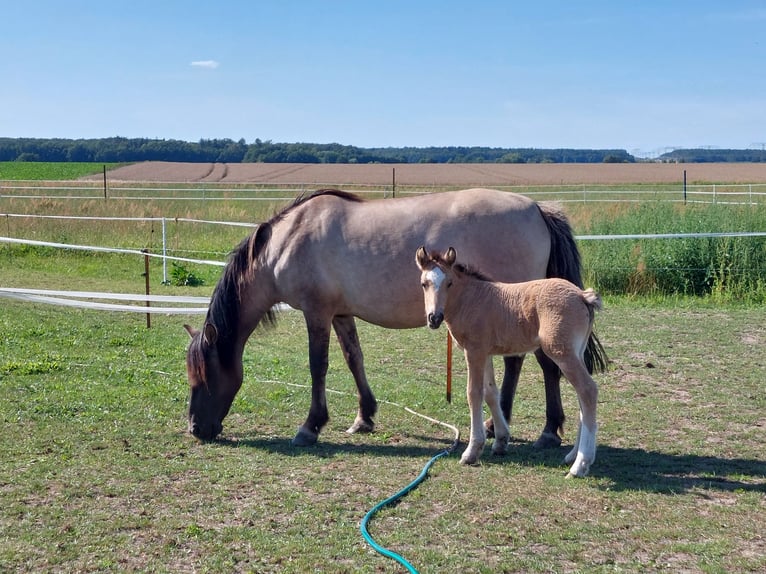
[427, 312, 444, 329]
[189, 418, 223, 441]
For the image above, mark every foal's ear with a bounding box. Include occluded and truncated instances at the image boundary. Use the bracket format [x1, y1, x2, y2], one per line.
[444, 247, 457, 266]
[183, 324, 199, 338]
[415, 246, 429, 268]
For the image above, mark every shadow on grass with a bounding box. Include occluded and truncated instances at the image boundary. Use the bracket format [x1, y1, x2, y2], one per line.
[217, 433, 765, 494]
[215, 433, 456, 461]
[483, 439, 766, 494]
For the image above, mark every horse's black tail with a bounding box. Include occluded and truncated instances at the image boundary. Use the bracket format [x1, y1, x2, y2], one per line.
[537, 202, 609, 373]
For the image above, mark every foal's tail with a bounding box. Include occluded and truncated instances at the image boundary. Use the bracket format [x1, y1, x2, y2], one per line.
[537, 202, 609, 373]
[582, 288, 603, 313]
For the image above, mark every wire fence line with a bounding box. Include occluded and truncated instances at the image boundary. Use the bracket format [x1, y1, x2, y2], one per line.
[2, 180, 766, 204]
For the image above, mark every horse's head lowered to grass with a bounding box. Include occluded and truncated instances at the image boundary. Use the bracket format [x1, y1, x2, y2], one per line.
[183, 322, 241, 440]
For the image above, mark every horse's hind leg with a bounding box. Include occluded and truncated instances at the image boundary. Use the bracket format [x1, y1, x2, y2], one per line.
[332, 315, 377, 434]
[533, 349, 565, 449]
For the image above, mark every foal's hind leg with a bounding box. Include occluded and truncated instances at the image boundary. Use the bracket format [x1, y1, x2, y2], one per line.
[332, 316, 378, 434]
[557, 359, 598, 478]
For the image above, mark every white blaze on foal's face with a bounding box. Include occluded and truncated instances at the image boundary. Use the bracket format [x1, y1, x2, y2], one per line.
[422, 265, 449, 321]
[425, 266, 447, 291]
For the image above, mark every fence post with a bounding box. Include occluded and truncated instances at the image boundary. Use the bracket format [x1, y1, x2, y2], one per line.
[392, 167, 396, 198]
[683, 169, 687, 204]
[103, 165, 107, 200]
[142, 249, 151, 329]
[161, 217, 168, 284]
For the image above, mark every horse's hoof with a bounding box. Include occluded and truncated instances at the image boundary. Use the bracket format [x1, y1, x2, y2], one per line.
[291, 427, 318, 447]
[346, 418, 374, 434]
[567, 460, 591, 478]
[484, 419, 495, 439]
[491, 438, 509, 456]
[533, 431, 562, 449]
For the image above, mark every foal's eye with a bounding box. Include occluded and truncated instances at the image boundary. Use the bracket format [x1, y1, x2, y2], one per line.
[421, 282, 427, 289]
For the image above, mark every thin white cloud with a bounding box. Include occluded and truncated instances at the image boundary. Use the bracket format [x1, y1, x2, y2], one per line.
[190, 60, 220, 69]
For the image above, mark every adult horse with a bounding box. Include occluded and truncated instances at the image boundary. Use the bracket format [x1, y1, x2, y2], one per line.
[184, 188, 607, 446]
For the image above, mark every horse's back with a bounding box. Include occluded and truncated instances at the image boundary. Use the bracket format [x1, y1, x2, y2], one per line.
[266, 189, 553, 328]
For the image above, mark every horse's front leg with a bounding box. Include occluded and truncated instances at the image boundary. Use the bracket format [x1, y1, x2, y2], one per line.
[461, 352, 488, 465]
[482, 357, 509, 456]
[332, 315, 377, 434]
[292, 315, 332, 446]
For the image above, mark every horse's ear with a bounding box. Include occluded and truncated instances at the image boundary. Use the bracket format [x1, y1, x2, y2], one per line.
[203, 323, 218, 346]
[183, 324, 199, 338]
[415, 246, 429, 268]
[445, 247, 457, 266]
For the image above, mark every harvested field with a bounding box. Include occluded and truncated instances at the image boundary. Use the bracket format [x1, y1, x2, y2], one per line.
[99, 161, 766, 185]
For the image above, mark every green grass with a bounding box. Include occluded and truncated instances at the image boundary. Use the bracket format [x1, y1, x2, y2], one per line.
[0, 298, 764, 573]
[1, 187, 765, 572]
[0, 162, 123, 180]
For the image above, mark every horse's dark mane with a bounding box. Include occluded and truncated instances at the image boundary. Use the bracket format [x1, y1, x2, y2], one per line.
[200, 189, 363, 366]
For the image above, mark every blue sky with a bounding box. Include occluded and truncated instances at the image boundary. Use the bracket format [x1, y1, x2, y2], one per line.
[2, 1, 765, 155]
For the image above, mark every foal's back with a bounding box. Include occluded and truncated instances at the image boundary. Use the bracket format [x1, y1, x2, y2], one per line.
[451, 277, 599, 357]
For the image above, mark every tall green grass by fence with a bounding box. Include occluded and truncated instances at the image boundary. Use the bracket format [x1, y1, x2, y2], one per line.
[572, 203, 766, 303]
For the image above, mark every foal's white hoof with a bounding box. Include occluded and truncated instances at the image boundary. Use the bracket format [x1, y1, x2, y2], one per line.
[460, 449, 482, 465]
[566, 459, 592, 478]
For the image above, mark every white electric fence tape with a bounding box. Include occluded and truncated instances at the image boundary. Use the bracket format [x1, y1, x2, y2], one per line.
[0, 287, 293, 315]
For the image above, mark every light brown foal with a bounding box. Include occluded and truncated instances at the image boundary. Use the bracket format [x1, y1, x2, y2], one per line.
[416, 246, 602, 477]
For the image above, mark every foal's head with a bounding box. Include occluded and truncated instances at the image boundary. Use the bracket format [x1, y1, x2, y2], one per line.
[415, 246, 457, 329]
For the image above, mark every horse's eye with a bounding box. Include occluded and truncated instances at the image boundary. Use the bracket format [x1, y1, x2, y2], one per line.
[447, 281, 453, 288]
[421, 282, 427, 289]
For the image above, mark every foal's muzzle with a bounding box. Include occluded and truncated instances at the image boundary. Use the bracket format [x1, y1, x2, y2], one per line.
[427, 312, 444, 329]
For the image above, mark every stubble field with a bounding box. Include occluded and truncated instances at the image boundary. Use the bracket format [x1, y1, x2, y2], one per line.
[92, 161, 766, 186]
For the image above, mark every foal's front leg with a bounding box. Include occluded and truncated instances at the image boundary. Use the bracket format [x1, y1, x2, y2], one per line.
[482, 357, 510, 456]
[461, 352, 489, 465]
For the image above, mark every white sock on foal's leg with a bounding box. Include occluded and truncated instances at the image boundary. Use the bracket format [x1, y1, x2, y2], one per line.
[565, 417, 597, 477]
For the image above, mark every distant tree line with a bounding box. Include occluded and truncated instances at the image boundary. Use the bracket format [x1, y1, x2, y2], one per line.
[0, 137, 637, 164]
[658, 148, 766, 163]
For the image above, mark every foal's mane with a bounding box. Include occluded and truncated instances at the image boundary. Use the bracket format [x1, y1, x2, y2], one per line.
[201, 189, 364, 364]
[428, 252, 494, 282]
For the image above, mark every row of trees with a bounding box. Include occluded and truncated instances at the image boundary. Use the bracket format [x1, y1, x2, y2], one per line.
[0, 137, 636, 164]
[658, 148, 766, 163]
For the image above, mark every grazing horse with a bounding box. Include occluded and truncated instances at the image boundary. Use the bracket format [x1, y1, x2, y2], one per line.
[415, 246, 603, 477]
[184, 188, 607, 447]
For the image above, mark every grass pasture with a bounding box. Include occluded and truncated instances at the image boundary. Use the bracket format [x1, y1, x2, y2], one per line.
[1, 167, 765, 572]
[0, 298, 764, 573]
[0, 162, 122, 181]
